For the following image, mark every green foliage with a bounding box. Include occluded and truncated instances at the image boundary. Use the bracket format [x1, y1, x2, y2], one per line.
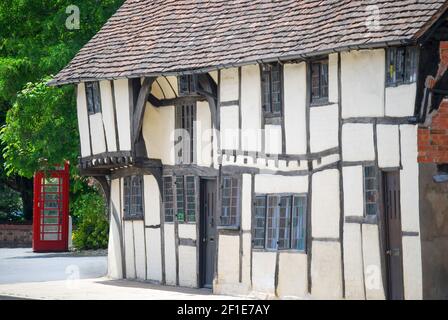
[0, 184, 23, 222]
[71, 190, 108, 250]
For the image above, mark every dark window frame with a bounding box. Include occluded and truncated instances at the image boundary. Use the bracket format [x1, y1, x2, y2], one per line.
[220, 176, 241, 228]
[363, 166, 379, 216]
[175, 102, 196, 165]
[386, 46, 419, 87]
[309, 58, 329, 106]
[253, 193, 307, 252]
[261, 62, 284, 118]
[178, 75, 197, 96]
[85, 81, 102, 115]
[162, 175, 198, 224]
[123, 175, 144, 220]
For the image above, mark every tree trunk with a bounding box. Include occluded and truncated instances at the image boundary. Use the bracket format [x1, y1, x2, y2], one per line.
[21, 183, 34, 222]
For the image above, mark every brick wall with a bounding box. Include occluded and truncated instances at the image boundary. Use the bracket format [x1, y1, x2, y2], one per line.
[418, 100, 448, 163]
[0, 224, 32, 248]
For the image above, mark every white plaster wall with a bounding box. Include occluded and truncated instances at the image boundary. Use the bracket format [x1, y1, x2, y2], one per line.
[144, 175, 161, 226]
[284, 62, 307, 155]
[155, 77, 177, 99]
[310, 104, 339, 153]
[217, 235, 240, 284]
[343, 223, 366, 299]
[113, 79, 132, 151]
[151, 79, 164, 100]
[241, 232, 251, 286]
[133, 220, 146, 280]
[143, 104, 175, 165]
[329, 53, 339, 104]
[252, 251, 276, 295]
[241, 174, 252, 232]
[196, 101, 212, 167]
[311, 241, 343, 299]
[99, 81, 117, 152]
[277, 253, 308, 299]
[89, 113, 107, 155]
[342, 123, 375, 162]
[209, 71, 218, 84]
[220, 68, 239, 102]
[220, 105, 239, 150]
[124, 220, 136, 279]
[362, 224, 386, 300]
[178, 224, 197, 240]
[341, 49, 385, 118]
[377, 125, 400, 168]
[255, 175, 308, 194]
[241, 65, 262, 152]
[264, 125, 282, 155]
[178, 246, 197, 287]
[343, 166, 364, 217]
[146, 228, 162, 282]
[311, 169, 340, 238]
[77, 83, 91, 157]
[402, 236, 423, 300]
[108, 179, 122, 279]
[385, 83, 417, 117]
[164, 223, 176, 285]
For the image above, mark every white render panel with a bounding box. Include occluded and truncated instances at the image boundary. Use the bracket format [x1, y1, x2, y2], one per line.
[196, 101, 212, 167]
[241, 65, 262, 152]
[343, 223, 366, 299]
[311, 241, 343, 299]
[255, 175, 308, 194]
[220, 105, 239, 150]
[220, 68, 239, 102]
[217, 235, 239, 284]
[329, 53, 339, 103]
[343, 166, 364, 217]
[252, 251, 276, 295]
[310, 104, 339, 153]
[209, 71, 218, 84]
[377, 125, 400, 168]
[402, 236, 423, 300]
[113, 79, 132, 151]
[241, 174, 252, 231]
[284, 62, 307, 155]
[143, 104, 175, 165]
[385, 83, 417, 117]
[151, 79, 164, 100]
[400, 125, 420, 233]
[108, 179, 122, 279]
[264, 125, 282, 155]
[341, 50, 385, 118]
[178, 246, 197, 287]
[342, 123, 375, 162]
[164, 223, 176, 285]
[362, 224, 386, 300]
[146, 228, 162, 282]
[89, 113, 107, 155]
[241, 232, 251, 286]
[124, 221, 136, 279]
[156, 77, 177, 99]
[99, 81, 117, 152]
[178, 224, 197, 240]
[311, 169, 340, 238]
[77, 83, 91, 157]
[133, 220, 146, 280]
[165, 76, 179, 96]
[277, 253, 308, 299]
[144, 175, 161, 226]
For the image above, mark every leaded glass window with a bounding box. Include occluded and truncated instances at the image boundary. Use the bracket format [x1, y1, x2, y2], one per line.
[163, 176, 174, 222]
[163, 176, 197, 223]
[310, 59, 329, 105]
[85, 81, 102, 114]
[221, 176, 240, 227]
[261, 63, 283, 116]
[364, 166, 379, 216]
[123, 176, 144, 219]
[386, 46, 418, 86]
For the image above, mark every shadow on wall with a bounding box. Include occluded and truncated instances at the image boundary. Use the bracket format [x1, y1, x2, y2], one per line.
[419, 163, 448, 299]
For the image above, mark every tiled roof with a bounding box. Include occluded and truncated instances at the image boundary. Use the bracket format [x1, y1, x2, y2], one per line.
[50, 0, 448, 85]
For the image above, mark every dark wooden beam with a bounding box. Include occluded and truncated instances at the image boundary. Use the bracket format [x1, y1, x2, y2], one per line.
[133, 77, 156, 144]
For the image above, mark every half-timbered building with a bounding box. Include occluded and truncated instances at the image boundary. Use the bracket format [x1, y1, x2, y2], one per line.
[50, 0, 448, 300]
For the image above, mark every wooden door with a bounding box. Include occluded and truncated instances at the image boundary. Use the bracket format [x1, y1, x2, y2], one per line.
[200, 179, 217, 288]
[383, 171, 404, 300]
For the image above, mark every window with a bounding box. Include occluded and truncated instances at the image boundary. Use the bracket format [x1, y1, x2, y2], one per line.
[178, 75, 197, 96]
[253, 194, 307, 251]
[85, 81, 102, 114]
[220, 176, 240, 227]
[175, 103, 196, 164]
[364, 166, 379, 216]
[163, 176, 197, 223]
[386, 46, 418, 86]
[123, 176, 144, 219]
[310, 59, 329, 105]
[261, 63, 283, 116]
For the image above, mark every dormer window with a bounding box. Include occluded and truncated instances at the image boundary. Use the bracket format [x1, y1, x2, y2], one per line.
[261, 63, 283, 117]
[386, 46, 418, 86]
[85, 81, 102, 114]
[178, 74, 197, 96]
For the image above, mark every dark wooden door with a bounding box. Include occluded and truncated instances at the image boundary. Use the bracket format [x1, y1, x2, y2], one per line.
[200, 179, 217, 288]
[383, 171, 404, 300]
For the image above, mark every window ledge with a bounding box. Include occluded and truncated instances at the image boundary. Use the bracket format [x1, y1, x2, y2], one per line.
[217, 225, 240, 231]
[252, 248, 307, 254]
[310, 100, 334, 108]
[123, 216, 144, 221]
[386, 81, 416, 88]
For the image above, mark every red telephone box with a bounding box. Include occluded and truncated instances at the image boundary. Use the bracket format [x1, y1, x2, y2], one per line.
[33, 162, 70, 252]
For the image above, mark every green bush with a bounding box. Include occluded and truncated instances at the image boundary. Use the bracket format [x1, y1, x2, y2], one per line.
[72, 191, 108, 250]
[0, 184, 23, 223]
